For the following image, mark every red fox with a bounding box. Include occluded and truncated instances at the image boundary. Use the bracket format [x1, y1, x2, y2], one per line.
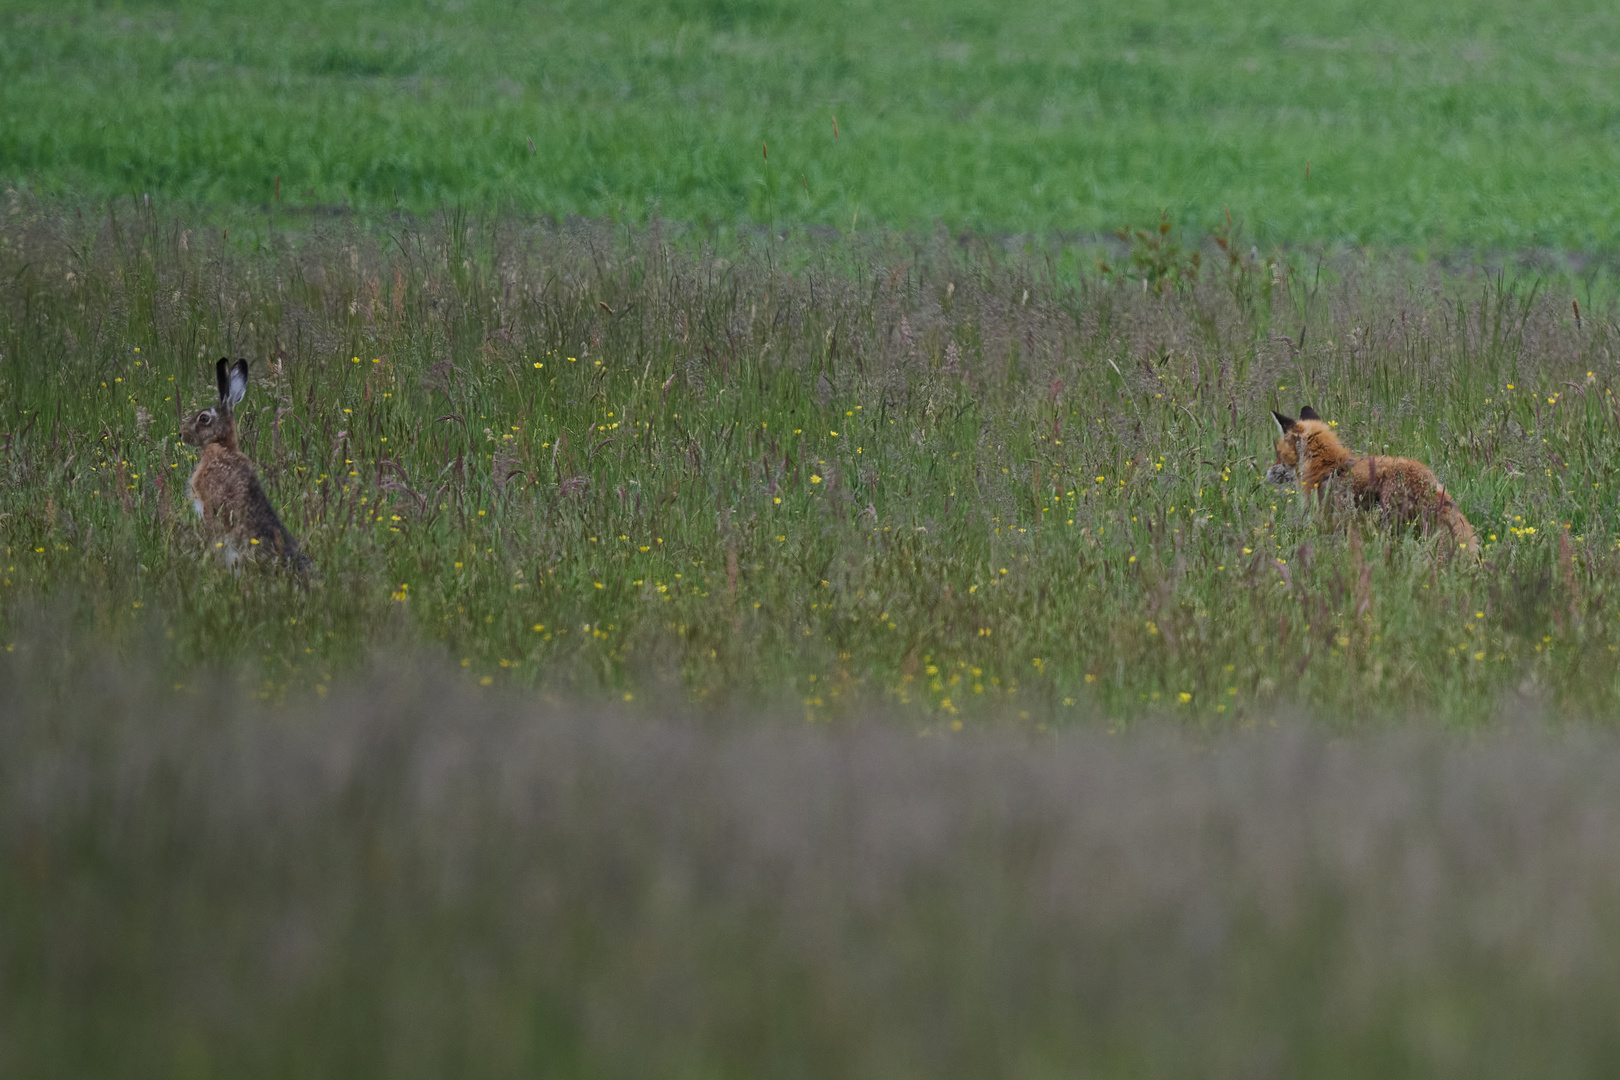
[1268, 406, 1479, 556]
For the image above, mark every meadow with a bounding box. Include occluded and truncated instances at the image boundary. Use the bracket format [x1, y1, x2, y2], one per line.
[12, 1, 1620, 1071]
[2, 198, 1619, 724]
[3, 0, 1620, 247]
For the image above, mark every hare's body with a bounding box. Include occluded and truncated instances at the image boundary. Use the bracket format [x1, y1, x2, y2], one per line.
[189, 442, 302, 566]
[180, 358, 308, 571]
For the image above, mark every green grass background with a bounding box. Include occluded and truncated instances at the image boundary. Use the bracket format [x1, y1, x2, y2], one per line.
[4, 0, 1620, 247]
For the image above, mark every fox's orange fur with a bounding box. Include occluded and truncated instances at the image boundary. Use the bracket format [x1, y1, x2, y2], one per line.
[1268, 407, 1479, 556]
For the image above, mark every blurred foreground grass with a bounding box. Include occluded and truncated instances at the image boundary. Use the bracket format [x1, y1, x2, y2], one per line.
[5, 648, 1620, 1078]
[4, 199, 1620, 723]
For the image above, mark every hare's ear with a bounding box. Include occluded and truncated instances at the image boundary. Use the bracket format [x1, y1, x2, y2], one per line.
[1271, 410, 1296, 435]
[1299, 405, 1322, 421]
[227, 360, 249, 407]
[215, 357, 232, 404]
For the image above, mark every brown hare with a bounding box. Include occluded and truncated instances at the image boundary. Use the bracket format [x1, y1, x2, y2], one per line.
[179, 358, 309, 572]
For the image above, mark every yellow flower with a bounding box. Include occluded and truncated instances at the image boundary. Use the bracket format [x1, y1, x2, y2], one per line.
[1178, 692, 1191, 704]
[810, 475, 823, 484]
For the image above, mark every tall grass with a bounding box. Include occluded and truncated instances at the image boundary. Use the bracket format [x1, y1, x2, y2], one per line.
[5, 647, 1620, 1078]
[4, 199, 1620, 722]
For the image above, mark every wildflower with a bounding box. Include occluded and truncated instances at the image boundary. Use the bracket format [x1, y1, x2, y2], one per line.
[1178, 692, 1191, 704]
[810, 475, 823, 483]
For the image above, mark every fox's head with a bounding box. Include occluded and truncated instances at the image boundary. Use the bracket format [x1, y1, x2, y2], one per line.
[1266, 405, 1326, 484]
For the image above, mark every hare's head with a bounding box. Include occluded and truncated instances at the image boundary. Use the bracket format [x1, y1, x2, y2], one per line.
[180, 358, 248, 450]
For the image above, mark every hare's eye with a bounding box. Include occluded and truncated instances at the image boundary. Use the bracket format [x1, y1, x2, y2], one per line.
[198, 413, 212, 425]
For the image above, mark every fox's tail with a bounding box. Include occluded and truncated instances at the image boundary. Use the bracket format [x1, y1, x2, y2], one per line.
[1436, 488, 1480, 557]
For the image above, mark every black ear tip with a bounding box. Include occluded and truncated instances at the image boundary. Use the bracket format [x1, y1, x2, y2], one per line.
[1299, 405, 1322, 421]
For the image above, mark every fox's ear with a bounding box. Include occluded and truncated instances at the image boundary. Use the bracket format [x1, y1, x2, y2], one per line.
[1299, 405, 1322, 421]
[215, 358, 231, 403]
[1271, 410, 1296, 435]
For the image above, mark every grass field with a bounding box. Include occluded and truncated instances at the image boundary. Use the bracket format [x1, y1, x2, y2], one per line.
[15, 3, 1620, 1070]
[4, 199, 1620, 724]
[5, 0, 1620, 247]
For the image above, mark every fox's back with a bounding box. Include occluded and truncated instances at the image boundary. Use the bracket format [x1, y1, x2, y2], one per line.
[1351, 454, 1439, 489]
